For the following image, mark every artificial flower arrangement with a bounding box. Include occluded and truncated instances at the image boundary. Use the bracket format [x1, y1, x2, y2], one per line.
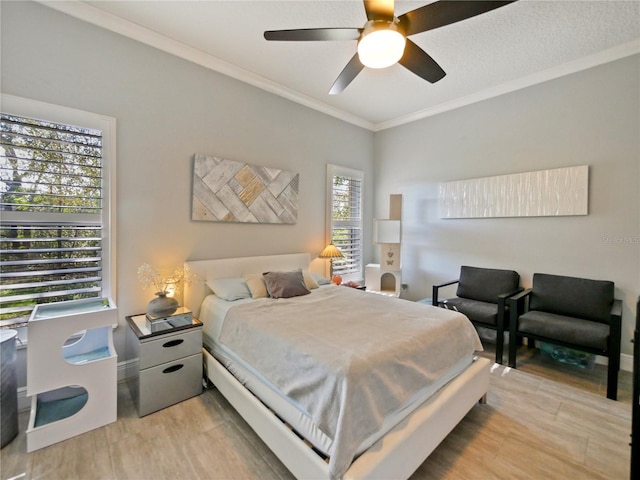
[137, 263, 197, 315]
[137, 263, 196, 295]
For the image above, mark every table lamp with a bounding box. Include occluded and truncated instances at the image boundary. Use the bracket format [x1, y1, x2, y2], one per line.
[319, 243, 344, 280]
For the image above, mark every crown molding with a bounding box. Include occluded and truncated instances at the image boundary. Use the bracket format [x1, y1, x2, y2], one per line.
[37, 1, 375, 131]
[37, 2, 638, 133]
[374, 40, 640, 132]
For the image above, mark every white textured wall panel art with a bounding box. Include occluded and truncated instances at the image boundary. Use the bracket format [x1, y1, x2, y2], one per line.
[192, 153, 299, 224]
[439, 165, 588, 219]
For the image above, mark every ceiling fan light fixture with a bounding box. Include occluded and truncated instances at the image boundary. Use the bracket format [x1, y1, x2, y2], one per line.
[357, 21, 406, 69]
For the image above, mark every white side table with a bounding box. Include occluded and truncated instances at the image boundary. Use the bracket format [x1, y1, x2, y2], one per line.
[26, 298, 117, 452]
[1, 329, 19, 448]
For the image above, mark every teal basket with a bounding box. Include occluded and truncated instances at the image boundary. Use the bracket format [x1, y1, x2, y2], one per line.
[540, 342, 595, 370]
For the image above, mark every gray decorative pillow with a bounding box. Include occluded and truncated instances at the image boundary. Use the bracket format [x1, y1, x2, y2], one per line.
[263, 269, 311, 299]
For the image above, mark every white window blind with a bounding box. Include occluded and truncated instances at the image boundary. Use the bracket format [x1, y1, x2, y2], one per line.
[0, 104, 112, 328]
[327, 164, 363, 280]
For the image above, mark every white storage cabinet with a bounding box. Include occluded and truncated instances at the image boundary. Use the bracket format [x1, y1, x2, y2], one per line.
[26, 297, 117, 452]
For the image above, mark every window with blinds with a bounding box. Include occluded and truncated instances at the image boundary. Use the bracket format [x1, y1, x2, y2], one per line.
[327, 164, 363, 280]
[0, 111, 106, 327]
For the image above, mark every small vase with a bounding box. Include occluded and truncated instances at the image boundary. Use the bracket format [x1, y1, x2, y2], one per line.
[147, 291, 179, 317]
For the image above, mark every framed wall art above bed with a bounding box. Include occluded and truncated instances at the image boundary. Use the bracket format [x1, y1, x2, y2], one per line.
[191, 153, 299, 224]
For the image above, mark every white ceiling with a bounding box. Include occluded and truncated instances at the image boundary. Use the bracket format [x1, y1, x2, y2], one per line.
[42, 1, 640, 131]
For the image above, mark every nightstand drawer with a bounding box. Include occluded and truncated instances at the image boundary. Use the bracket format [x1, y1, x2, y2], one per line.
[137, 352, 202, 416]
[139, 328, 201, 369]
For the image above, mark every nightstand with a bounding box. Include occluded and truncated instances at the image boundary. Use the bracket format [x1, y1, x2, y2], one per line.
[126, 314, 203, 417]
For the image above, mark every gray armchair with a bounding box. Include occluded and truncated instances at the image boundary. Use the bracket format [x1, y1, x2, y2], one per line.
[507, 273, 622, 400]
[433, 266, 521, 364]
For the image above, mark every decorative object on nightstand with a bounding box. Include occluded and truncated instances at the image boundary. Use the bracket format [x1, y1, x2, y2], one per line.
[367, 194, 402, 296]
[319, 243, 344, 279]
[126, 313, 203, 417]
[137, 263, 195, 316]
[147, 291, 179, 316]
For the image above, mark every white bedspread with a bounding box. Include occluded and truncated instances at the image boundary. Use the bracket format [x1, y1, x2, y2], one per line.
[218, 286, 482, 479]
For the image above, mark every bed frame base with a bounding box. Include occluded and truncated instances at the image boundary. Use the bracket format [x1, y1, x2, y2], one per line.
[204, 349, 491, 480]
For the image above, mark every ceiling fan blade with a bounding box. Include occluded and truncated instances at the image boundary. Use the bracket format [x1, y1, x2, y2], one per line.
[398, 39, 446, 84]
[264, 28, 361, 42]
[398, 1, 517, 37]
[364, 0, 395, 21]
[329, 54, 365, 95]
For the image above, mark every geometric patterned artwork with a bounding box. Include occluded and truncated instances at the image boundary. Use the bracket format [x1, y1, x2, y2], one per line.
[439, 165, 588, 219]
[192, 153, 299, 224]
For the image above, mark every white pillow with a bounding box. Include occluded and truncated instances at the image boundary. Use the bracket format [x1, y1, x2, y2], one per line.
[206, 278, 251, 301]
[310, 271, 331, 285]
[242, 273, 269, 299]
[302, 269, 319, 289]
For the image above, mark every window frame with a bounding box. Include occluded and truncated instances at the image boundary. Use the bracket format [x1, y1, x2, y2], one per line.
[326, 164, 364, 282]
[0, 94, 117, 326]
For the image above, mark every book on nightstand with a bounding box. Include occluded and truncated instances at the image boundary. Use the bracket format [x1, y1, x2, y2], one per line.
[145, 307, 193, 332]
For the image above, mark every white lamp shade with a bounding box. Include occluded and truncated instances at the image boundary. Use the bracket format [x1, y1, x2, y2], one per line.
[357, 28, 406, 69]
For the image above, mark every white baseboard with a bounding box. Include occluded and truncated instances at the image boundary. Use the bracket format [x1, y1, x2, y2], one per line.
[118, 358, 138, 382]
[618, 352, 633, 373]
[17, 387, 29, 412]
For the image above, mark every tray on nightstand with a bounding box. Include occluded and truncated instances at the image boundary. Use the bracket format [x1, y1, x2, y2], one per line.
[127, 312, 201, 339]
[145, 307, 193, 332]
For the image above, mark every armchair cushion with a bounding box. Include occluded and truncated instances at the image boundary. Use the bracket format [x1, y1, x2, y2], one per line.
[518, 310, 610, 350]
[529, 273, 614, 324]
[442, 298, 500, 327]
[456, 266, 520, 304]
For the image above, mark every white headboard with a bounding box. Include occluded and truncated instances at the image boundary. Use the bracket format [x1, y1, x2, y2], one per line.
[184, 253, 311, 318]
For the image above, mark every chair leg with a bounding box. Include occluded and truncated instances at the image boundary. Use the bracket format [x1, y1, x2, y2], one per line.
[508, 334, 517, 368]
[508, 312, 517, 368]
[607, 308, 622, 401]
[495, 328, 504, 365]
[607, 354, 620, 401]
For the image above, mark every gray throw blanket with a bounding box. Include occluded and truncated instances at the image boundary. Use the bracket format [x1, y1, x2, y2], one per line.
[218, 286, 482, 479]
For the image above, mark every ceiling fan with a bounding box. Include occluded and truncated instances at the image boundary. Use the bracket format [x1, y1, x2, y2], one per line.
[264, 0, 517, 94]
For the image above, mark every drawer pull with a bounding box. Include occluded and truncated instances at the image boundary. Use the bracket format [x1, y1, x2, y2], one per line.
[163, 364, 184, 374]
[162, 339, 184, 348]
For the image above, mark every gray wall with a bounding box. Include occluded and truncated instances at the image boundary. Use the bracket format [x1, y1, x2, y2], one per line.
[374, 55, 640, 356]
[1, 1, 374, 361]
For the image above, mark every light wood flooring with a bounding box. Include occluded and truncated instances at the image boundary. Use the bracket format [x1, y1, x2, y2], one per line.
[1, 344, 633, 480]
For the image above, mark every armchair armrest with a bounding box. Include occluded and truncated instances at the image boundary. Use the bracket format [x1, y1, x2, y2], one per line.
[508, 288, 532, 306]
[496, 287, 525, 326]
[611, 298, 622, 320]
[609, 299, 623, 350]
[507, 288, 532, 329]
[506, 288, 532, 367]
[432, 279, 459, 307]
[497, 287, 525, 308]
[498, 288, 525, 300]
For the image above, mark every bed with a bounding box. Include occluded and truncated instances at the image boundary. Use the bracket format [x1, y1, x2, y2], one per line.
[184, 253, 490, 480]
